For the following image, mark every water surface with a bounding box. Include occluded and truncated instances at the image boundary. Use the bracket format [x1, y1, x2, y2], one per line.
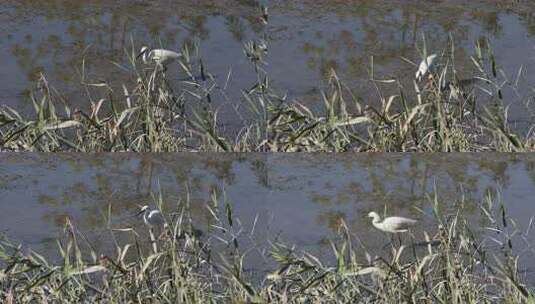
[2, 1, 535, 127]
[1, 153, 535, 280]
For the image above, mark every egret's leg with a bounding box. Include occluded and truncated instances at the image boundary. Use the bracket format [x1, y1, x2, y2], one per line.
[148, 70, 157, 92]
[382, 234, 394, 250]
[149, 228, 158, 254]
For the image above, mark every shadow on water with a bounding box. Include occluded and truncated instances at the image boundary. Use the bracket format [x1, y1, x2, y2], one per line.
[2, 1, 535, 127]
[1, 153, 535, 278]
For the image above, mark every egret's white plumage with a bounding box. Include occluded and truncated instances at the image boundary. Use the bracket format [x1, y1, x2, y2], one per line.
[415, 54, 437, 82]
[137, 46, 181, 68]
[137, 205, 165, 228]
[368, 211, 416, 233]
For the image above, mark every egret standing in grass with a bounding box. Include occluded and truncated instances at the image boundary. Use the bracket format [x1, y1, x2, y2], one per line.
[137, 46, 182, 71]
[368, 212, 417, 233]
[137, 205, 166, 253]
[368, 211, 417, 246]
[415, 54, 438, 83]
[137, 205, 165, 229]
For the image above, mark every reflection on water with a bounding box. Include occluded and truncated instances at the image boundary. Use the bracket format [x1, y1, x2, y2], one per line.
[2, 1, 535, 124]
[1, 153, 535, 266]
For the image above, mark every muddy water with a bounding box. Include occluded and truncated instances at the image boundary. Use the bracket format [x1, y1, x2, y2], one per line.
[1, 154, 535, 278]
[1, 1, 535, 128]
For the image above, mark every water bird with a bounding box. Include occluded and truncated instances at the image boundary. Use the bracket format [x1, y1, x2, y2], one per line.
[415, 54, 438, 82]
[137, 205, 165, 229]
[368, 211, 417, 233]
[137, 46, 182, 69]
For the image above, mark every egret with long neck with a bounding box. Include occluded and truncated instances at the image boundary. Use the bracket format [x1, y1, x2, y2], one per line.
[136, 205, 166, 253]
[368, 211, 416, 233]
[368, 211, 417, 247]
[137, 205, 165, 229]
[415, 54, 437, 83]
[137, 46, 181, 70]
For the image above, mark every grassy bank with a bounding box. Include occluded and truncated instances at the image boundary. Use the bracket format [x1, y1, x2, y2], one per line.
[0, 31, 533, 152]
[0, 190, 533, 303]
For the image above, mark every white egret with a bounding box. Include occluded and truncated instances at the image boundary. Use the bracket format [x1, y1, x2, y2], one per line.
[137, 46, 181, 69]
[137, 205, 165, 229]
[136, 205, 166, 253]
[415, 54, 437, 82]
[368, 212, 416, 233]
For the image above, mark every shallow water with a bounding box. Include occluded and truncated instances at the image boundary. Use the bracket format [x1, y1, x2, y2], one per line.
[1, 153, 535, 279]
[2, 1, 535, 128]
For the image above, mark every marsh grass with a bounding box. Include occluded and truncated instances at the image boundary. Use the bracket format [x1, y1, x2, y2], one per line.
[0, 189, 534, 303]
[0, 31, 533, 152]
